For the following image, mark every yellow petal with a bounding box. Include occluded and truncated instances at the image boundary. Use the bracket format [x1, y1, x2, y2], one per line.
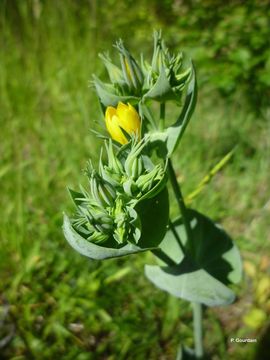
[116, 102, 129, 113]
[104, 103, 141, 144]
[127, 103, 140, 123]
[105, 114, 127, 145]
[105, 106, 117, 122]
[116, 103, 141, 137]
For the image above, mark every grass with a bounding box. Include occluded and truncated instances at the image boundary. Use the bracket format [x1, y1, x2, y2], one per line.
[1, 2, 270, 359]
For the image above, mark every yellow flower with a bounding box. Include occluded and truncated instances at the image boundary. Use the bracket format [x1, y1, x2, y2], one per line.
[105, 102, 141, 145]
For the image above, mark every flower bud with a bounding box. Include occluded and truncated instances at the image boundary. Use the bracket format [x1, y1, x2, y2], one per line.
[98, 142, 123, 187]
[115, 39, 144, 91]
[105, 140, 124, 175]
[90, 231, 110, 244]
[99, 52, 125, 85]
[136, 164, 164, 193]
[72, 202, 113, 244]
[123, 178, 137, 197]
[151, 30, 165, 74]
[113, 198, 141, 244]
[89, 171, 116, 207]
[124, 140, 145, 178]
[143, 31, 192, 104]
[105, 102, 141, 145]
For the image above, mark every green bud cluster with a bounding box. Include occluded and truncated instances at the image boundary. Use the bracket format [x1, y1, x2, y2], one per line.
[70, 139, 167, 247]
[141, 31, 192, 103]
[121, 140, 167, 199]
[93, 31, 192, 109]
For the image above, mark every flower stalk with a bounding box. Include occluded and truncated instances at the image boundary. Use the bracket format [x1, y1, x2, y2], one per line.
[168, 158, 204, 358]
[162, 98, 204, 358]
[193, 302, 204, 359]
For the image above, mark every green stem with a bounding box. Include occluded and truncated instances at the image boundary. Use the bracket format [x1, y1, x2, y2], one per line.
[193, 302, 204, 359]
[151, 248, 176, 267]
[168, 159, 204, 359]
[159, 104, 203, 359]
[167, 159, 193, 251]
[169, 219, 186, 255]
[160, 102, 165, 130]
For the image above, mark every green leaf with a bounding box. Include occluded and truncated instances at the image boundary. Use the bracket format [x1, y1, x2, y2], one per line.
[145, 262, 235, 307]
[143, 67, 176, 102]
[161, 210, 242, 285]
[165, 64, 197, 156]
[63, 214, 148, 260]
[145, 209, 242, 306]
[136, 187, 169, 248]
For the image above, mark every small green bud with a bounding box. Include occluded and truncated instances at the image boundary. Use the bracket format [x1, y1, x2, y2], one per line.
[112, 197, 141, 245]
[90, 170, 116, 207]
[131, 157, 143, 179]
[115, 39, 144, 92]
[123, 178, 138, 197]
[99, 52, 125, 85]
[151, 30, 166, 73]
[105, 140, 124, 175]
[113, 197, 129, 244]
[143, 30, 192, 104]
[136, 164, 163, 192]
[100, 165, 122, 187]
[89, 230, 109, 244]
[99, 181, 116, 205]
[99, 141, 124, 187]
[124, 140, 146, 178]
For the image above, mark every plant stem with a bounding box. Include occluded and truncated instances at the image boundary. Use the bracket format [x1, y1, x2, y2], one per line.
[169, 219, 186, 254]
[160, 104, 203, 358]
[167, 159, 204, 359]
[152, 248, 176, 267]
[160, 102, 165, 130]
[167, 159, 193, 251]
[193, 302, 204, 359]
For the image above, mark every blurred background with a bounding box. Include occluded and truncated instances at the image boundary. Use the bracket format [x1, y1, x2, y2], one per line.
[0, 1, 270, 359]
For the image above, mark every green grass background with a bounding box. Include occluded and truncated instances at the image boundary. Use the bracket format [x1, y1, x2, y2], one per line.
[1, 1, 270, 359]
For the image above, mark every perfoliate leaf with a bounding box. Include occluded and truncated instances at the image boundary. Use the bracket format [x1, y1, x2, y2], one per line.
[63, 214, 149, 260]
[160, 209, 242, 285]
[144, 64, 197, 158]
[143, 67, 177, 102]
[135, 187, 169, 248]
[164, 64, 197, 155]
[145, 263, 235, 307]
[145, 209, 242, 306]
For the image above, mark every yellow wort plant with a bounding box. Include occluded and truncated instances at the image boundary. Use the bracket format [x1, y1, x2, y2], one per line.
[63, 31, 242, 359]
